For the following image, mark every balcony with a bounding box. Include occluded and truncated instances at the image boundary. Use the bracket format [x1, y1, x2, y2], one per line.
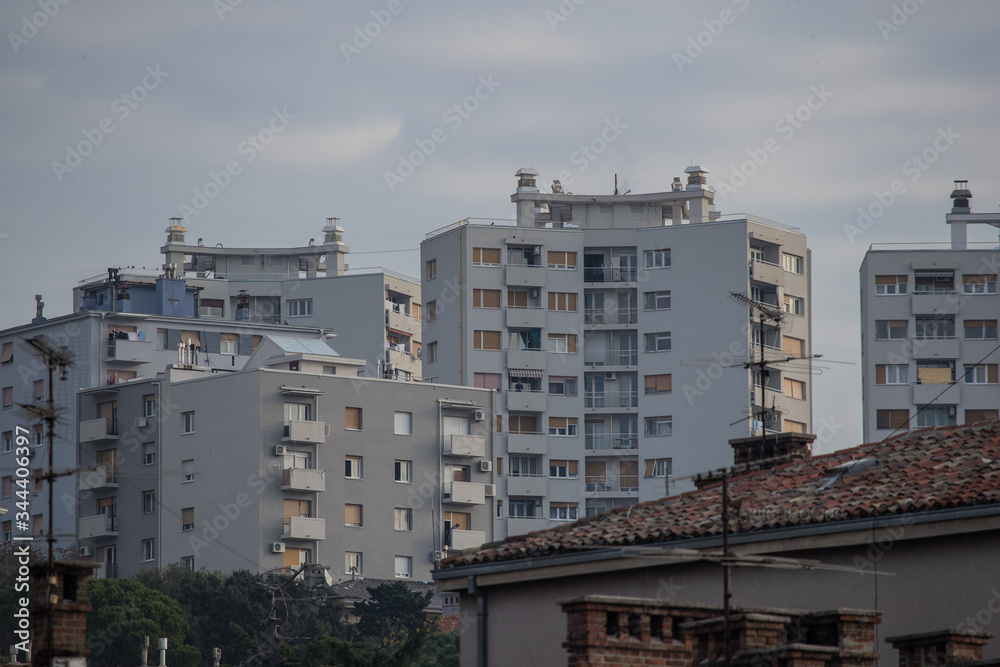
[913, 383, 960, 405]
[750, 260, 783, 286]
[584, 308, 637, 326]
[449, 529, 487, 552]
[283, 516, 326, 541]
[585, 433, 638, 451]
[506, 516, 546, 537]
[505, 264, 546, 287]
[79, 466, 118, 491]
[585, 391, 638, 409]
[585, 476, 639, 496]
[106, 338, 153, 364]
[583, 349, 638, 367]
[507, 347, 547, 370]
[507, 432, 546, 455]
[443, 434, 485, 458]
[93, 562, 118, 579]
[506, 306, 546, 329]
[507, 475, 547, 497]
[281, 468, 326, 492]
[911, 291, 959, 314]
[79, 418, 118, 443]
[79, 514, 117, 539]
[911, 337, 960, 360]
[445, 481, 486, 505]
[386, 307, 417, 333]
[282, 420, 326, 444]
[583, 267, 638, 284]
[506, 390, 547, 412]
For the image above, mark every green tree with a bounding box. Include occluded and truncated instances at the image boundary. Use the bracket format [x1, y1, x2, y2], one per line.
[414, 629, 459, 667]
[353, 582, 433, 645]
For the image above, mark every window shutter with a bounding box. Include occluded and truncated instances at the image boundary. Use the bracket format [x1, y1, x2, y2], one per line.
[345, 504, 362, 525]
[644, 460, 655, 477]
[182, 508, 194, 524]
[568, 460, 578, 475]
[875, 365, 886, 385]
[990, 365, 998, 384]
[567, 335, 577, 354]
[345, 407, 362, 430]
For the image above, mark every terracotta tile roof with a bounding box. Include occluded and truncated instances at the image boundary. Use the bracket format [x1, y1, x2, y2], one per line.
[442, 422, 1000, 568]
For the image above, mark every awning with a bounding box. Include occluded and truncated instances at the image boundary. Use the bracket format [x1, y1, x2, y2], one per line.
[914, 271, 954, 279]
[387, 327, 412, 337]
[509, 369, 544, 379]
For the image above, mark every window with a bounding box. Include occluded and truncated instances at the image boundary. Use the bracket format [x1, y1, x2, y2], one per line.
[286, 299, 313, 317]
[547, 251, 577, 270]
[916, 405, 956, 428]
[549, 502, 579, 521]
[32, 515, 43, 536]
[876, 364, 908, 385]
[428, 341, 438, 363]
[964, 364, 999, 385]
[142, 394, 155, 418]
[345, 552, 362, 575]
[644, 332, 671, 353]
[548, 376, 578, 395]
[1, 521, 10, 542]
[547, 333, 577, 354]
[2, 386, 12, 409]
[2, 431, 11, 453]
[426, 259, 437, 280]
[966, 409, 999, 423]
[182, 411, 195, 434]
[345, 504, 363, 527]
[782, 253, 803, 274]
[345, 407, 362, 430]
[427, 301, 437, 321]
[875, 320, 908, 340]
[394, 460, 412, 483]
[782, 336, 805, 357]
[143, 443, 155, 466]
[510, 455, 541, 477]
[875, 275, 908, 295]
[508, 290, 529, 309]
[323, 365, 336, 375]
[643, 290, 671, 311]
[0, 342, 12, 364]
[2, 476, 12, 499]
[220, 333, 237, 355]
[182, 508, 194, 531]
[474, 330, 502, 351]
[914, 316, 955, 340]
[156, 329, 167, 350]
[962, 274, 997, 294]
[876, 409, 909, 430]
[643, 249, 671, 268]
[33, 380, 43, 402]
[783, 294, 804, 316]
[548, 459, 578, 479]
[181, 556, 195, 571]
[784, 420, 807, 434]
[644, 374, 672, 394]
[473, 289, 502, 309]
[508, 498, 539, 518]
[916, 361, 954, 385]
[783, 378, 806, 400]
[142, 491, 155, 514]
[472, 247, 501, 266]
[645, 416, 673, 436]
[32, 424, 42, 446]
[182, 459, 194, 483]
[548, 417, 578, 436]
[508, 415, 538, 434]
[964, 320, 998, 340]
[199, 298, 224, 318]
[393, 411, 412, 435]
[142, 539, 156, 562]
[914, 270, 954, 294]
[345, 456, 362, 479]
[411, 303, 420, 321]
[644, 458, 673, 478]
[474, 373, 502, 389]
[548, 292, 578, 312]
[393, 508, 413, 531]
[394, 555, 412, 579]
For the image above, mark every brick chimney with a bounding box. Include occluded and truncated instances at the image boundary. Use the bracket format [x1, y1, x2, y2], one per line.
[30, 560, 100, 667]
[887, 630, 995, 667]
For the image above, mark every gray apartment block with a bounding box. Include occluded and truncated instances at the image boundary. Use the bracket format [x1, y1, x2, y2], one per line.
[420, 167, 812, 538]
[73, 220, 422, 381]
[860, 181, 1000, 442]
[75, 336, 495, 581]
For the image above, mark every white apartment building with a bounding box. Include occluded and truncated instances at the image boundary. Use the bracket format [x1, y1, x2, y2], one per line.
[75, 336, 495, 581]
[421, 167, 813, 537]
[860, 180, 1000, 442]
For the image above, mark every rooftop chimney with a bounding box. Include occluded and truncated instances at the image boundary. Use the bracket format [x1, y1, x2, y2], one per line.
[684, 165, 708, 191]
[30, 560, 100, 667]
[671, 176, 683, 192]
[515, 168, 539, 193]
[321, 218, 350, 276]
[32, 294, 46, 323]
[551, 180, 564, 194]
[165, 218, 187, 244]
[950, 180, 972, 213]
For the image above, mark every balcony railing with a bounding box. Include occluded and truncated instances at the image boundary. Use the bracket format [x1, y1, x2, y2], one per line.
[584, 349, 638, 366]
[583, 267, 638, 283]
[586, 475, 639, 493]
[282, 420, 327, 443]
[80, 418, 119, 442]
[584, 308, 637, 325]
[585, 433, 638, 450]
[584, 391, 638, 408]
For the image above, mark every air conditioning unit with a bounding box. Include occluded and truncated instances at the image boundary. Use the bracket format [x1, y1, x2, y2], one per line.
[431, 550, 445, 562]
[479, 460, 493, 473]
[133, 417, 147, 429]
[79, 546, 92, 557]
[484, 484, 496, 496]
[473, 409, 485, 422]
[324, 424, 332, 436]
[604, 372, 617, 381]
[529, 287, 540, 299]
[271, 542, 286, 553]
[274, 445, 287, 456]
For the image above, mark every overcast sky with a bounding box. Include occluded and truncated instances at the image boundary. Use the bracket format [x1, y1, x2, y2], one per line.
[2, 0, 999, 453]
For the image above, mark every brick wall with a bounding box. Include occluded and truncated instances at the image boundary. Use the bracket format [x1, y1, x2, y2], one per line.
[29, 560, 99, 666]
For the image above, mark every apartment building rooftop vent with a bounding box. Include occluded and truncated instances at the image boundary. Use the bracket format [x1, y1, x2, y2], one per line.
[684, 165, 708, 191]
[165, 217, 187, 244]
[672, 176, 683, 192]
[515, 168, 539, 193]
[322, 217, 344, 245]
[950, 180, 972, 213]
[551, 180, 564, 194]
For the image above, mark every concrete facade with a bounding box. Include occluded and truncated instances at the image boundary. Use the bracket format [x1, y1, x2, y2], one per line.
[421, 167, 812, 537]
[860, 181, 1000, 442]
[75, 337, 495, 581]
